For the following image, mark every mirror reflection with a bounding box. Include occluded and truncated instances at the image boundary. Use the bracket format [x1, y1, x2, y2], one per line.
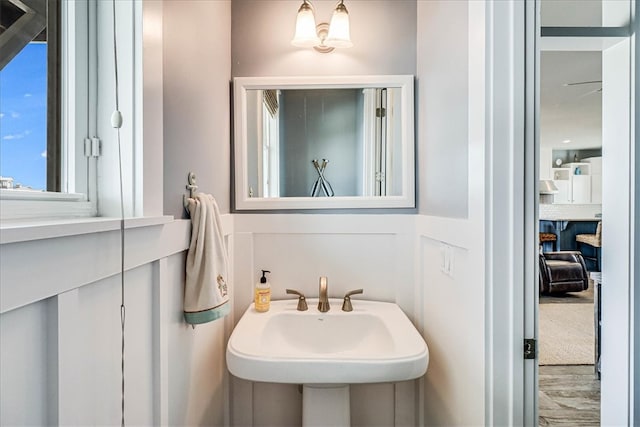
[245, 87, 403, 199]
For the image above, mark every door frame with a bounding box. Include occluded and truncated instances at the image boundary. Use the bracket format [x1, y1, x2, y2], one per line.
[517, 1, 638, 426]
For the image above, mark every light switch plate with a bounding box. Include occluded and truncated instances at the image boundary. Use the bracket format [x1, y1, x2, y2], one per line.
[439, 243, 454, 277]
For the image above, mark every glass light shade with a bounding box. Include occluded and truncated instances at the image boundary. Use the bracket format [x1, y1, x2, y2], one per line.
[325, 3, 353, 48]
[291, 2, 321, 47]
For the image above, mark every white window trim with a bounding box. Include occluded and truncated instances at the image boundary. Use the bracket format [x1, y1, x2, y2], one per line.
[0, 0, 97, 221]
[0, 215, 173, 245]
[261, 93, 280, 198]
[1, 0, 152, 222]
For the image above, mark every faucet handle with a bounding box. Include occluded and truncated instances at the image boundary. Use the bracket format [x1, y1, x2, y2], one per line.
[342, 289, 364, 312]
[286, 289, 308, 311]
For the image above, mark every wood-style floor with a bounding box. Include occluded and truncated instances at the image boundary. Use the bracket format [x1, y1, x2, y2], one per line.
[539, 365, 600, 426]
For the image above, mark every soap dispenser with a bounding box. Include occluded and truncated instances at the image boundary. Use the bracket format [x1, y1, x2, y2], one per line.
[254, 270, 271, 312]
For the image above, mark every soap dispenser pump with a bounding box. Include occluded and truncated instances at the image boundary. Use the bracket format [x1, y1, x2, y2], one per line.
[255, 270, 271, 312]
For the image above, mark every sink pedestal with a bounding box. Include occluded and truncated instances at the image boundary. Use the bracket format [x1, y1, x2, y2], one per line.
[302, 385, 350, 427]
[227, 299, 429, 426]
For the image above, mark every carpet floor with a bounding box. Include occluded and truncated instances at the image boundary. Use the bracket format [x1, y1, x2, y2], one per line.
[539, 279, 594, 305]
[539, 293, 595, 366]
[538, 281, 598, 425]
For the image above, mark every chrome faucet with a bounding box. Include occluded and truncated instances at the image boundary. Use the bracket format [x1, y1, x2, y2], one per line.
[318, 276, 330, 312]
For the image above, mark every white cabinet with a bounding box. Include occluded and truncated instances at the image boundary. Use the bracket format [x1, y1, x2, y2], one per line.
[591, 174, 602, 204]
[572, 175, 591, 203]
[552, 162, 596, 204]
[540, 147, 553, 180]
[583, 157, 602, 203]
[583, 156, 602, 174]
[553, 180, 571, 204]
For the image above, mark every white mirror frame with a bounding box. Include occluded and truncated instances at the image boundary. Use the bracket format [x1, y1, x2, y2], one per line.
[233, 75, 415, 210]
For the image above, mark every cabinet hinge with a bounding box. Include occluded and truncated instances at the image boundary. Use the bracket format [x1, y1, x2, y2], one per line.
[84, 137, 101, 158]
[376, 107, 386, 118]
[524, 338, 536, 359]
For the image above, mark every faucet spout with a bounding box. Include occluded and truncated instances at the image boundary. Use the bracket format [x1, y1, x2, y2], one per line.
[318, 276, 330, 312]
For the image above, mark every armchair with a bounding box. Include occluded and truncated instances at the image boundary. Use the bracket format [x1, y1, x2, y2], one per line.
[539, 251, 589, 294]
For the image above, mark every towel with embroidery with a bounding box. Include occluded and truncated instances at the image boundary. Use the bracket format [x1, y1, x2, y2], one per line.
[184, 193, 230, 324]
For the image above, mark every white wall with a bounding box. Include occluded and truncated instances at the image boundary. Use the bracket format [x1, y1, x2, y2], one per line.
[415, 1, 487, 425]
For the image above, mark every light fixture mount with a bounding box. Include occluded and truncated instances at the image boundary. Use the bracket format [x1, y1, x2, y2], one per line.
[313, 23, 334, 53]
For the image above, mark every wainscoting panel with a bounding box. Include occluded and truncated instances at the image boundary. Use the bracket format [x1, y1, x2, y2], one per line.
[252, 233, 398, 301]
[0, 299, 51, 425]
[76, 263, 155, 425]
[418, 221, 484, 426]
[351, 383, 395, 426]
[231, 214, 419, 426]
[252, 382, 302, 426]
[0, 219, 232, 426]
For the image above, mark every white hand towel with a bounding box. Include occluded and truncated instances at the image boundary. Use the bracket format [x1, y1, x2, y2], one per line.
[184, 193, 230, 324]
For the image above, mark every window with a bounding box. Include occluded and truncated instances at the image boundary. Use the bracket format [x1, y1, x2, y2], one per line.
[261, 90, 280, 198]
[0, 0, 95, 219]
[1, 0, 59, 191]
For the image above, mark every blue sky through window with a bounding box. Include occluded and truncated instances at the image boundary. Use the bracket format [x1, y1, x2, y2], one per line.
[0, 43, 47, 190]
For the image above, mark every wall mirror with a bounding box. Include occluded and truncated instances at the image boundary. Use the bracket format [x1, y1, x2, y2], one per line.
[233, 75, 415, 210]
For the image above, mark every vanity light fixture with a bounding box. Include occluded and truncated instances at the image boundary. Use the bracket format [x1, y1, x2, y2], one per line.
[291, 0, 321, 48]
[291, 0, 353, 53]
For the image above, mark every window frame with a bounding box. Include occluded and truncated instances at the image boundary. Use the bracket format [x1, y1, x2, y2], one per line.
[0, 0, 96, 221]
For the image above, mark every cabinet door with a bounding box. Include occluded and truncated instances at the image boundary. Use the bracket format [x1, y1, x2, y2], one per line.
[553, 180, 570, 204]
[591, 174, 602, 204]
[572, 175, 591, 203]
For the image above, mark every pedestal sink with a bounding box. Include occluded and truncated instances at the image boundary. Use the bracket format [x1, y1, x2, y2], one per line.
[226, 298, 429, 426]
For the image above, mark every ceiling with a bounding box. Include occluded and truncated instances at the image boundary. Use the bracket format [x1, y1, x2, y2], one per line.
[539, 0, 602, 150]
[540, 51, 602, 150]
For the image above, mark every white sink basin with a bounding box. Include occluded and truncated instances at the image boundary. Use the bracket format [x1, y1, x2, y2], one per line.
[226, 298, 429, 384]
